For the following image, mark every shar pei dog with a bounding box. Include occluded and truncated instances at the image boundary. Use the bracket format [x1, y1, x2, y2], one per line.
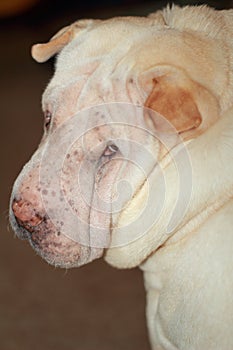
[9, 5, 233, 350]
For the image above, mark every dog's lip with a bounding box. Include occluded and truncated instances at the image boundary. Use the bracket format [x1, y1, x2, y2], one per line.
[9, 214, 83, 267]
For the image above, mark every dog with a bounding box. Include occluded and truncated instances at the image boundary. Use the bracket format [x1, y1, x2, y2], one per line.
[9, 5, 233, 349]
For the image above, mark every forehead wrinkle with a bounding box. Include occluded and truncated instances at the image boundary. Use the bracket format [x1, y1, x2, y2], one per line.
[42, 56, 103, 112]
[56, 21, 161, 77]
[42, 24, 167, 113]
[42, 75, 89, 111]
[56, 46, 104, 73]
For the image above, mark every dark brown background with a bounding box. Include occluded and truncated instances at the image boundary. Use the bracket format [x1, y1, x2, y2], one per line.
[0, 1, 231, 349]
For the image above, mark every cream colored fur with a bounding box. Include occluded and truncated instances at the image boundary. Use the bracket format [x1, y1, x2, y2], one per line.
[11, 5, 233, 350]
[105, 6, 233, 349]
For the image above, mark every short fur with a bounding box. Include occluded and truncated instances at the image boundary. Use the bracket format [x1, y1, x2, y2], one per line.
[10, 5, 233, 349]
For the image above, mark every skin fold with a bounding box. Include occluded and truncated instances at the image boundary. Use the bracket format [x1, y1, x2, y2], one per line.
[10, 5, 233, 349]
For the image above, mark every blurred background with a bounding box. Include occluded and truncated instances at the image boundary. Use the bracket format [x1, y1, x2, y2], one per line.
[0, 0, 232, 349]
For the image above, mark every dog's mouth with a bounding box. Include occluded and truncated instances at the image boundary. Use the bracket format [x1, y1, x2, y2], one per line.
[9, 203, 104, 268]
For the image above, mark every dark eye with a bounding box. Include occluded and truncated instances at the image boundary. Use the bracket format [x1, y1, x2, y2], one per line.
[44, 111, 52, 130]
[103, 144, 119, 157]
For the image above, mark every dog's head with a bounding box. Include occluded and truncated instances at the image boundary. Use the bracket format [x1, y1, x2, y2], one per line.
[10, 6, 231, 268]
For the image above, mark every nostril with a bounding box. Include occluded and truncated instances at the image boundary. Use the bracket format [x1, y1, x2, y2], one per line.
[12, 198, 44, 229]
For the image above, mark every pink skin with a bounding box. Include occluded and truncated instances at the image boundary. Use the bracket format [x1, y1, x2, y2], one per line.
[9, 18, 165, 268]
[9, 99, 157, 268]
[9, 119, 128, 267]
[9, 135, 111, 267]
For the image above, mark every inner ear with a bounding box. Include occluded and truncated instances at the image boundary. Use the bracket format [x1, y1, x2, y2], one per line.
[144, 75, 202, 135]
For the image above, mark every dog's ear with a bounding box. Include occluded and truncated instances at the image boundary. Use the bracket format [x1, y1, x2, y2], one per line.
[145, 77, 202, 135]
[31, 19, 96, 63]
[142, 67, 204, 139]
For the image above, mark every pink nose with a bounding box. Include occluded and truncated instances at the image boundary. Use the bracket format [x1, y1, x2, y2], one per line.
[12, 198, 43, 230]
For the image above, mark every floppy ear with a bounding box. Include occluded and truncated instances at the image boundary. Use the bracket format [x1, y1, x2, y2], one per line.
[31, 19, 96, 63]
[141, 66, 221, 144]
[145, 76, 202, 134]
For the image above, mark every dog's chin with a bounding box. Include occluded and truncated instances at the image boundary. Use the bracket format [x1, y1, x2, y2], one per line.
[27, 236, 95, 268]
[9, 210, 104, 268]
